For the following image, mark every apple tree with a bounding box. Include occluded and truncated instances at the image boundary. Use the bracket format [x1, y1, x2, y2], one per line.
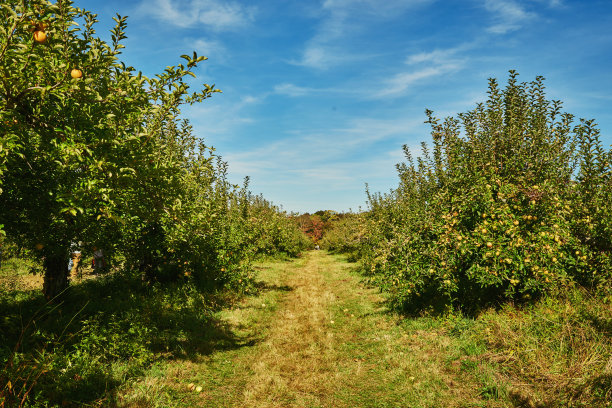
[0, 0, 218, 299]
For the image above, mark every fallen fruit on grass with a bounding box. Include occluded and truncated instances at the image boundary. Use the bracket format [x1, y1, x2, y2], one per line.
[70, 69, 83, 79]
[33, 30, 47, 43]
[195, 386, 202, 392]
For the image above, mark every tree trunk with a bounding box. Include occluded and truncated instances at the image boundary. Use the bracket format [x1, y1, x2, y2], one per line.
[42, 254, 69, 300]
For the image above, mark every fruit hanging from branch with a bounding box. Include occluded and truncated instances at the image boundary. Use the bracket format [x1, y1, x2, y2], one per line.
[33, 30, 47, 43]
[71, 69, 83, 79]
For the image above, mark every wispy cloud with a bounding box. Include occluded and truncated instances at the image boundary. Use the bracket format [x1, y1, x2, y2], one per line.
[374, 46, 467, 98]
[191, 38, 226, 60]
[224, 137, 411, 212]
[484, 0, 537, 34]
[273, 83, 317, 97]
[375, 67, 455, 98]
[533, 0, 564, 7]
[240, 95, 262, 104]
[292, 46, 347, 70]
[322, 0, 432, 17]
[182, 92, 260, 140]
[288, 15, 353, 70]
[292, 0, 433, 69]
[406, 47, 463, 65]
[224, 115, 422, 181]
[140, 0, 255, 31]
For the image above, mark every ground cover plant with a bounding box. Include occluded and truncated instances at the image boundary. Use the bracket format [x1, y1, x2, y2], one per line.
[0, 265, 250, 407]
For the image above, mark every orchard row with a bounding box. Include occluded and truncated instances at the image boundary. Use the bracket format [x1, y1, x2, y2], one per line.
[323, 72, 611, 313]
[0, 0, 310, 300]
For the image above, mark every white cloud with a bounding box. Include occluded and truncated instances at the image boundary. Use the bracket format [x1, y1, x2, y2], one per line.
[286, 43, 469, 100]
[272, 82, 360, 98]
[296, 46, 335, 70]
[533, 0, 564, 7]
[240, 95, 261, 104]
[375, 67, 454, 98]
[273, 83, 313, 97]
[484, 0, 537, 34]
[374, 46, 467, 98]
[223, 125, 417, 212]
[322, 0, 432, 17]
[192, 38, 225, 59]
[289, 15, 352, 70]
[140, 0, 255, 31]
[290, 44, 371, 70]
[223, 115, 422, 182]
[406, 48, 459, 65]
[292, 0, 433, 69]
[273, 82, 340, 98]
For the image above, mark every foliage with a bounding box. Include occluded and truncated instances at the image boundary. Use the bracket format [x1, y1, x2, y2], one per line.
[294, 210, 338, 244]
[319, 212, 366, 260]
[240, 191, 312, 259]
[0, 0, 308, 300]
[0, 1, 310, 405]
[0, 0, 208, 298]
[358, 71, 611, 314]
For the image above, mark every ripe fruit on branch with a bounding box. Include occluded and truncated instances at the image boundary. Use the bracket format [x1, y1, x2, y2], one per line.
[71, 69, 83, 79]
[33, 30, 47, 43]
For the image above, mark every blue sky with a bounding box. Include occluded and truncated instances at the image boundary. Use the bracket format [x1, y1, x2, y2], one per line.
[76, 0, 612, 213]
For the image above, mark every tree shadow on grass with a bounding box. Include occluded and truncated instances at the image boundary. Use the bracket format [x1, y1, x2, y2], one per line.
[253, 280, 294, 293]
[0, 271, 260, 407]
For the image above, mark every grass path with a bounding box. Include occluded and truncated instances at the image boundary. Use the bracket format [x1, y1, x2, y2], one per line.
[119, 251, 505, 407]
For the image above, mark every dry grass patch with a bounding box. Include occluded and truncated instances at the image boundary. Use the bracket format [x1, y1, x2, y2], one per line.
[115, 251, 513, 407]
[469, 291, 612, 407]
[0, 257, 43, 291]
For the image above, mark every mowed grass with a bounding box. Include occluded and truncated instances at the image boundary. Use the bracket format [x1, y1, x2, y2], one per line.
[0, 257, 246, 407]
[2, 251, 609, 407]
[116, 251, 503, 408]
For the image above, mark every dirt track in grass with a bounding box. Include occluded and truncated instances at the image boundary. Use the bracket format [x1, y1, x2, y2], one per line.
[120, 251, 504, 408]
